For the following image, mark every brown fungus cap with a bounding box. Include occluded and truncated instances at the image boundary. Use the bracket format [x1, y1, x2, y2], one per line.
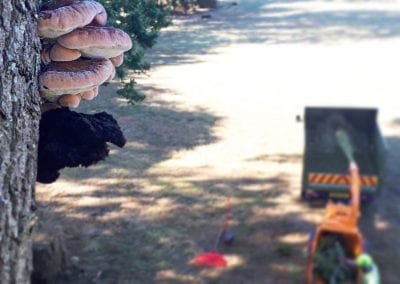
[38, 0, 107, 38]
[79, 87, 96, 100]
[42, 0, 107, 26]
[107, 64, 116, 82]
[50, 43, 81, 61]
[110, 53, 124, 67]
[57, 26, 132, 59]
[90, 9, 107, 26]
[39, 58, 114, 101]
[58, 94, 81, 108]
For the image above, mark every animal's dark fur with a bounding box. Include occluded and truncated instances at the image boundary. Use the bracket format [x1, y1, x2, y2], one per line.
[37, 107, 126, 183]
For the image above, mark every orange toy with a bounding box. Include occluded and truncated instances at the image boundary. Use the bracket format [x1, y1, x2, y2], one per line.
[305, 130, 380, 283]
[305, 162, 364, 283]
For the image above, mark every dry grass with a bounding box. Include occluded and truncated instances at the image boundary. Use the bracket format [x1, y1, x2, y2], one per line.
[35, 85, 314, 283]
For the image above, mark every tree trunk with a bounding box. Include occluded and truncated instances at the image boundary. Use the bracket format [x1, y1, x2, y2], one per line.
[0, 0, 41, 283]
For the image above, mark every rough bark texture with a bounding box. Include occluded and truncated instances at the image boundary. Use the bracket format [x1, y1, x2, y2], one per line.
[0, 1, 41, 283]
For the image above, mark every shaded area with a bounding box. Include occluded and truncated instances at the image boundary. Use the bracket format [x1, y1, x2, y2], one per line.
[36, 173, 312, 283]
[34, 87, 400, 283]
[34, 83, 222, 282]
[35, 82, 314, 282]
[52, 83, 221, 181]
[149, 0, 400, 66]
[358, 135, 400, 284]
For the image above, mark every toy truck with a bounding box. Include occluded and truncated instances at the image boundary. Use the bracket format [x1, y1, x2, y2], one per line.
[301, 107, 387, 201]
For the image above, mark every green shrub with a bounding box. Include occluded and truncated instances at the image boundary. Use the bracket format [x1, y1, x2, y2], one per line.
[97, 0, 172, 103]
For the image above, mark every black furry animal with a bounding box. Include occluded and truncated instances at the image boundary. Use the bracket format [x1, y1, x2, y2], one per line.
[37, 107, 126, 183]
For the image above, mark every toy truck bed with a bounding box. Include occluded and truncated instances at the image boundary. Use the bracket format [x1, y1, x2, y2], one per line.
[301, 107, 387, 201]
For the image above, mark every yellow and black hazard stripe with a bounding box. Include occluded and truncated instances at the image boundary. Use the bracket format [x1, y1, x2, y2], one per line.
[308, 173, 378, 187]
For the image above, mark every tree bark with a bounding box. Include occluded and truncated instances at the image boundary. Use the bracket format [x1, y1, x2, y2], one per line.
[0, 0, 41, 283]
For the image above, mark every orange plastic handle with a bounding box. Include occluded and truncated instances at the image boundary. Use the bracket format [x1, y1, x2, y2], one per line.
[349, 162, 361, 214]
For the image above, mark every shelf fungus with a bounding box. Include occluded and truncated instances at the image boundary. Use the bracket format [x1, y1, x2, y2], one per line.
[57, 94, 82, 108]
[38, 1, 133, 108]
[79, 86, 98, 101]
[107, 64, 116, 82]
[38, 0, 107, 38]
[39, 58, 113, 107]
[39, 58, 114, 104]
[49, 43, 82, 61]
[56, 26, 132, 61]
[110, 54, 124, 67]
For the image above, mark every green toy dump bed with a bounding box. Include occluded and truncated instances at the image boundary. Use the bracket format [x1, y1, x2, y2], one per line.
[301, 107, 387, 201]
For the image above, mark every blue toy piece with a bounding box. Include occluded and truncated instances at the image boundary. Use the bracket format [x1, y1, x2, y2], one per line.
[223, 230, 234, 245]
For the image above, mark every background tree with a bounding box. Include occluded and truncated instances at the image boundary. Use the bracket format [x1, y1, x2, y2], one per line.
[0, 0, 41, 283]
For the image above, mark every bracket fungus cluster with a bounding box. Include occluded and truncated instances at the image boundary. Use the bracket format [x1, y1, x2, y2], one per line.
[39, 0, 132, 108]
[37, 0, 132, 183]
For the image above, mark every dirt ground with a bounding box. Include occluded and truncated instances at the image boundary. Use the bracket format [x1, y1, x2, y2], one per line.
[36, 1, 400, 283]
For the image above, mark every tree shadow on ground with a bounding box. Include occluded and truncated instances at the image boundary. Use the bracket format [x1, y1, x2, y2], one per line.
[36, 172, 313, 283]
[357, 132, 400, 284]
[35, 91, 400, 283]
[34, 94, 400, 282]
[35, 82, 314, 282]
[34, 82, 221, 282]
[150, 0, 400, 66]
[54, 82, 222, 181]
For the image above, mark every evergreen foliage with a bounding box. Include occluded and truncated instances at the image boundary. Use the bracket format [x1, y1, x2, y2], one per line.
[96, 0, 172, 103]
